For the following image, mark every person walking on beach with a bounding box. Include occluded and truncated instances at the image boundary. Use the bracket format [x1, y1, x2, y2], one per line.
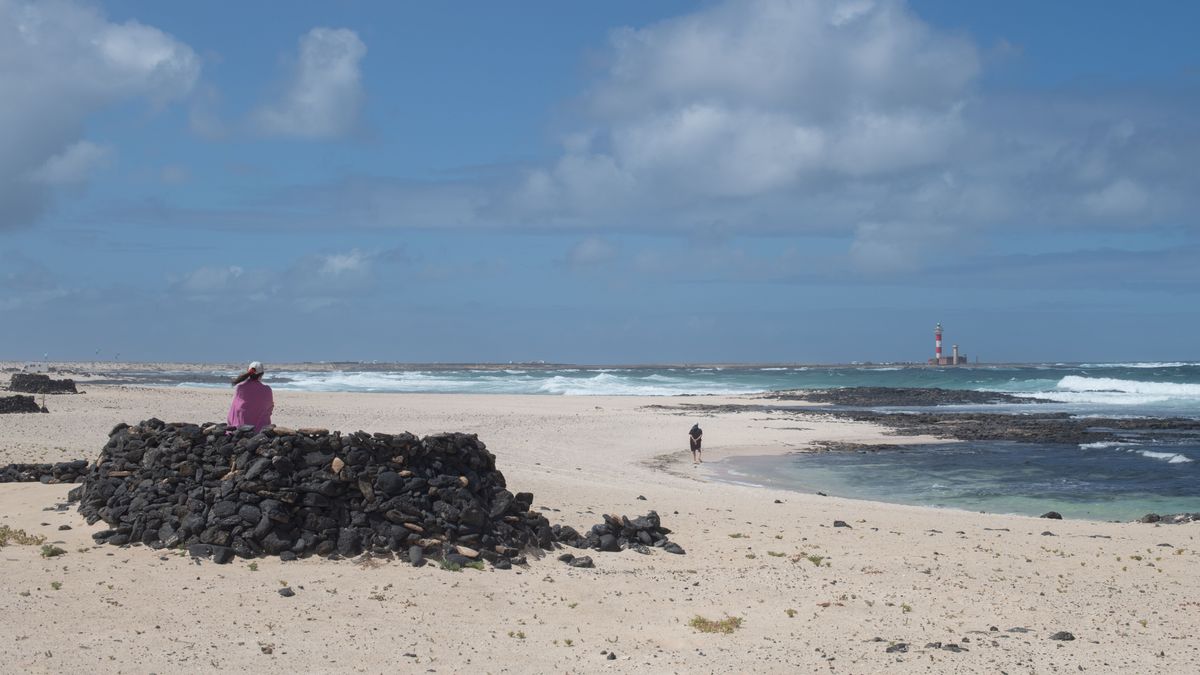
[228, 361, 273, 431]
[689, 423, 703, 464]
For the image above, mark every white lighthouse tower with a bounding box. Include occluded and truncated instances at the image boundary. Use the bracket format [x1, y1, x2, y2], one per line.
[934, 323, 943, 364]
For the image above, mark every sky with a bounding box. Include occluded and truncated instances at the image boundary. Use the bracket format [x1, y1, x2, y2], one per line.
[1, 0, 1198, 364]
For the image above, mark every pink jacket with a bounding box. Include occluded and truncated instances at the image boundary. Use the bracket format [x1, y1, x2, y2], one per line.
[227, 379, 274, 431]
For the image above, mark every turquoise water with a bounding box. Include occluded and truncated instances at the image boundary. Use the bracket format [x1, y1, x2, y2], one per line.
[712, 436, 1200, 521]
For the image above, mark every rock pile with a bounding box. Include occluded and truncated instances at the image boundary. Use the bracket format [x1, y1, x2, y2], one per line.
[553, 512, 685, 555]
[0, 394, 47, 414]
[1138, 512, 1200, 524]
[9, 373, 78, 394]
[0, 460, 88, 484]
[72, 419, 559, 566]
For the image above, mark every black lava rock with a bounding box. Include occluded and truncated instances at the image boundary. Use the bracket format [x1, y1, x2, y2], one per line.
[70, 420, 563, 568]
[278, 587, 295, 597]
[187, 543, 234, 564]
[9, 373, 78, 394]
[1040, 512, 1063, 520]
[833, 520, 851, 528]
[408, 546, 425, 567]
[0, 459, 88, 484]
[555, 510, 684, 556]
[0, 395, 47, 414]
[1049, 631, 1075, 641]
[568, 556, 594, 568]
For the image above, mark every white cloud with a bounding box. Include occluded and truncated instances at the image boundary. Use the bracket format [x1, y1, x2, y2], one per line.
[28, 141, 113, 185]
[253, 28, 366, 139]
[317, 249, 370, 277]
[0, 0, 200, 229]
[485, 0, 1197, 272]
[168, 249, 382, 312]
[501, 0, 980, 238]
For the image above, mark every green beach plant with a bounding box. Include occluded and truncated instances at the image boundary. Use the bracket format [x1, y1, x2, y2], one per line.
[40, 544, 67, 558]
[0, 525, 45, 547]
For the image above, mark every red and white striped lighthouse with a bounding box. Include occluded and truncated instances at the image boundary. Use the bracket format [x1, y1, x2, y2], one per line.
[934, 323, 943, 363]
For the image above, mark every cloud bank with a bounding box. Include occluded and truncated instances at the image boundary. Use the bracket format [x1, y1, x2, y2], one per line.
[0, 0, 200, 229]
[506, 0, 1196, 258]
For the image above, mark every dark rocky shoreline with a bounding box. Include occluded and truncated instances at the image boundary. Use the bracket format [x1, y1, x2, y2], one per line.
[765, 387, 1040, 407]
[819, 410, 1200, 446]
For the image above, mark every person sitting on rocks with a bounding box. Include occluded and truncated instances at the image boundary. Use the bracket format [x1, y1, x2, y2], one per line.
[228, 361, 273, 431]
[689, 423, 703, 464]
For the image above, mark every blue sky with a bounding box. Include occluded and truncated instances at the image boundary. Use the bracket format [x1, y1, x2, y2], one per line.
[2, 0, 1198, 364]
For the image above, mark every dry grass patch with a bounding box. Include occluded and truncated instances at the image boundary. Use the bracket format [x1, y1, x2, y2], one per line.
[0, 525, 45, 547]
[689, 615, 744, 634]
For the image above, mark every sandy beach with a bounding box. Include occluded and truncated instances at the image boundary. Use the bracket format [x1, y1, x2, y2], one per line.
[2, 382, 1198, 673]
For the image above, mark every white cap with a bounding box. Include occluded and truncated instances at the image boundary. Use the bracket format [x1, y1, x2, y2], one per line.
[248, 361, 264, 373]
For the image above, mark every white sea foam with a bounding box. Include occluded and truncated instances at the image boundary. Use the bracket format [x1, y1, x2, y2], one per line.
[1134, 450, 1193, 463]
[1079, 440, 1195, 464]
[1079, 362, 1198, 369]
[536, 373, 756, 396]
[1021, 375, 1200, 406]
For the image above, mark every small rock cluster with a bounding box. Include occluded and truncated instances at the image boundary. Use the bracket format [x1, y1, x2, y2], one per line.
[0, 394, 47, 414]
[0, 460, 88, 484]
[9, 373, 78, 394]
[553, 512, 685, 555]
[71, 419, 560, 566]
[1139, 512, 1200, 524]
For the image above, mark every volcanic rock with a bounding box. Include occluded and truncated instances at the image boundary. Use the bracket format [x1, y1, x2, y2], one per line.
[71, 420, 560, 567]
[0, 460, 87, 483]
[556, 510, 683, 555]
[0, 395, 46, 414]
[9, 373, 78, 394]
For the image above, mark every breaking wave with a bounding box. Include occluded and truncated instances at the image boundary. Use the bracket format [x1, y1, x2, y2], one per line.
[1026, 376, 1200, 406]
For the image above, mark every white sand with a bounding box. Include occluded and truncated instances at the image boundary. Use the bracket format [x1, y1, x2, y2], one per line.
[1, 383, 1197, 673]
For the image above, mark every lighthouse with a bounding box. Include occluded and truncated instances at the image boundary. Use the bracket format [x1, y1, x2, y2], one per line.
[929, 323, 968, 365]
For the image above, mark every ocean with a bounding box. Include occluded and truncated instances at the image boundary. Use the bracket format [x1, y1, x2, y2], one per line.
[95, 361, 1200, 416]
[91, 361, 1200, 520]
